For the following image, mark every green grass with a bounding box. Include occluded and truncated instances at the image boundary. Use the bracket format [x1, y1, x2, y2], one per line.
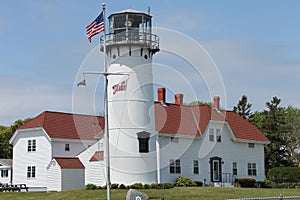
[0, 187, 299, 200]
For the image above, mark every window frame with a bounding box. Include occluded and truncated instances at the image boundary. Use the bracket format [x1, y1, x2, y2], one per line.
[27, 166, 36, 178]
[169, 159, 181, 174]
[27, 139, 36, 152]
[248, 143, 255, 148]
[209, 128, 214, 142]
[65, 144, 70, 151]
[193, 160, 199, 174]
[232, 162, 238, 176]
[171, 137, 179, 143]
[216, 129, 221, 142]
[247, 163, 257, 176]
[1, 169, 8, 178]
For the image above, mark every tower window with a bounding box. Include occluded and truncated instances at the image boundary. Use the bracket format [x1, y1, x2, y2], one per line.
[137, 131, 150, 153]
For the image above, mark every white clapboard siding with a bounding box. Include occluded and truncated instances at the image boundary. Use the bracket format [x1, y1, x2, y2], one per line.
[47, 160, 62, 192]
[11, 128, 51, 190]
[77, 140, 105, 186]
[159, 121, 266, 184]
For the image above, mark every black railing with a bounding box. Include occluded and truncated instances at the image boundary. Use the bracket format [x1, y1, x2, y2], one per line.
[101, 28, 159, 51]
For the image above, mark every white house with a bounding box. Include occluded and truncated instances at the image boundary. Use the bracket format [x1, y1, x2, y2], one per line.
[9, 8, 269, 191]
[0, 159, 12, 184]
[9, 112, 104, 191]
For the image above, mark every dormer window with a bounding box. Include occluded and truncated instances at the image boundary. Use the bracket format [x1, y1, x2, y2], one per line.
[137, 131, 150, 153]
[65, 144, 70, 151]
[248, 143, 255, 148]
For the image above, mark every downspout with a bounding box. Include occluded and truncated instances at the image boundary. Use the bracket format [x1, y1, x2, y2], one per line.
[156, 133, 160, 184]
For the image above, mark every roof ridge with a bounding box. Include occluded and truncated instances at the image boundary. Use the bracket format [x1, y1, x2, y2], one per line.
[43, 110, 103, 118]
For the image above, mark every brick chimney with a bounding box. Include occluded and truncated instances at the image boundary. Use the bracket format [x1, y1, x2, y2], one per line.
[157, 88, 166, 102]
[175, 94, 183, 105]
[213, 96, 220, 110]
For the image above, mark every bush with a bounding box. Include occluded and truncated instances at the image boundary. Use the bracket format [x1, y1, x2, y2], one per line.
[176, 176, 197, 187]
[194, 181, 203, 187]
[130, 183, 143, 189]
[161, 182, 174, 189]
[111, 183, 119, 189]
[235, 178, 256, 188]
[143, 184, 150, 189]
[119, 184, 126, 189]
[86, 184, 97, 190]
[257, 180, 273, 188]
[97, 185, 102, 189]
[150, 183, 161, 189]
[267, 167, 300, 184]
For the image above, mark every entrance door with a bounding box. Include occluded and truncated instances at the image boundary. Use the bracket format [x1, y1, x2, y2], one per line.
[210, 157, 222, 182]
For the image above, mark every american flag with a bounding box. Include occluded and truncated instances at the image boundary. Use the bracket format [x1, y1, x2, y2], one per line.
[86, 11, 104, 43]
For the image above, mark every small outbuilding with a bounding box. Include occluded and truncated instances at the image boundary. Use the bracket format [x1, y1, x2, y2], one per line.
[0, 159, 12, 184]
[47, 157, 85, 192]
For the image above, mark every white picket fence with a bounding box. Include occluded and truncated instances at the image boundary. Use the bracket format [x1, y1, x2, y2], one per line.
[227, 195, 300, 200]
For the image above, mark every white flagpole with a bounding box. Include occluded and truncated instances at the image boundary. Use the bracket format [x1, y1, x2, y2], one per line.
[102, 3, 111, 200]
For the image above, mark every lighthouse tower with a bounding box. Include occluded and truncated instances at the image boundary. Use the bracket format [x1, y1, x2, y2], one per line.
[103, 9, 159, 184]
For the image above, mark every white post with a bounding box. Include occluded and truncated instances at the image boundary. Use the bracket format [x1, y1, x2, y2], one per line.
[156, 134, 160, 184]
[102, 2, 111, 200]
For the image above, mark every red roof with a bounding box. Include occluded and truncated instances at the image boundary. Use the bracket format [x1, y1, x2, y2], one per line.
[89, 151, 104, 161]
[154, 102, 269, 142]
[54, 157, 85, 169]
[18, 111, 104, 140]
[18, 103, 268, 142]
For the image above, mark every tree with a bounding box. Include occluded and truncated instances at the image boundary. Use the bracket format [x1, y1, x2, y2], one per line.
[185, 101, 213, 107]
[0, 119, 30, 158]
[261, 97, 293, 172]
[233, 95, 254, 121]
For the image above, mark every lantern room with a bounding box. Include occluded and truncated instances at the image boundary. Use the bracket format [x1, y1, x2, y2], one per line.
[104, 9, 159, 52]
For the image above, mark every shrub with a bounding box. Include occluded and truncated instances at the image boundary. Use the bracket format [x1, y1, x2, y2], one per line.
[194, 181, 203, 187]
[143, 184, 150, 189]
[130, 183, 143, 189]
[161, 182, 174, 189]
[86, 184, 97, 190]
[111, 183, 119, 189]
[176, 176, 196, 187]
[97, 185, 102, 189]
[119, 184, 126, 189]
[235, 178, 256, 188]
[150, 183, 161, 189]
[267, 167, 300, 184]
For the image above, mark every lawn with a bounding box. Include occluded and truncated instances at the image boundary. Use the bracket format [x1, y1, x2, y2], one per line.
[0, 187, 299, 200]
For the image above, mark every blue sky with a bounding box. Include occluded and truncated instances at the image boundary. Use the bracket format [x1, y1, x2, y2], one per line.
[1, 0, 300, 125]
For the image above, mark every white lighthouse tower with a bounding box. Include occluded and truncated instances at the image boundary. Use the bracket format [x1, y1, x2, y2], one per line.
[102, 9, 159, 185]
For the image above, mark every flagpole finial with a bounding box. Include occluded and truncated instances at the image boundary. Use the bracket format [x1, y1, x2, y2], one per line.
[102, 2, 106, 7]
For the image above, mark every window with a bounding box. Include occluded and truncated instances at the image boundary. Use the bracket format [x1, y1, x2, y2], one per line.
[232, 162, 237, 176]
[248, 163, 257, 176]
[216, 129, 221, 142]
[248, 143, 255, 148]
[137, 131, 150, 153]
[27, 140, 36, 152]
[27, 166, 36, 178]
[170, 159, 181, 174]
[193, 160, 199, 174]
[171, 137, 179, 143]
[65, 144, 70, 151]
[1, 169, 8, 178]
[209, 128, 214, 142]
